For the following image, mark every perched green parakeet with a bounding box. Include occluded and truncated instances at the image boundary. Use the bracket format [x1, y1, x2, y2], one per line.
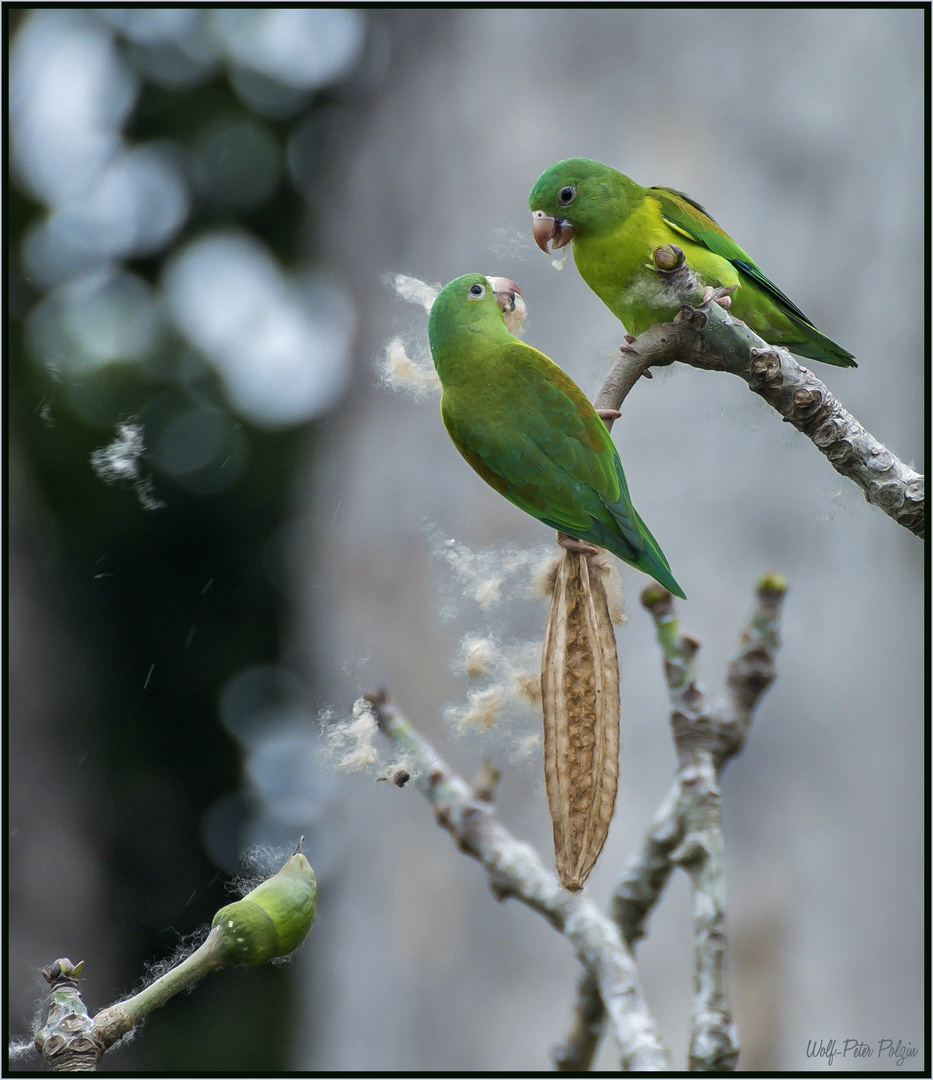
[427, 273, 686, 598]
[529, 157, 856, 368]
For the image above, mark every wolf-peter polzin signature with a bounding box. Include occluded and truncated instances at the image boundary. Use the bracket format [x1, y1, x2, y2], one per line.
[807, 1038, 919, 1068]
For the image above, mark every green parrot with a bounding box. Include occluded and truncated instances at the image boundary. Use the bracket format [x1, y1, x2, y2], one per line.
[529, 157, 856, 368]
[427, 273, 686, 598]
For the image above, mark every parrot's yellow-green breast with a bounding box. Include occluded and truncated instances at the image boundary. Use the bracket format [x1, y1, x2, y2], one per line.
[571, 191, 744, 337]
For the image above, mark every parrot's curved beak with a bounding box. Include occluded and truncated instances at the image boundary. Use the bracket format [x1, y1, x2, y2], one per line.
[488, 276, 526, 334]
[532, 210, 575, 253]
[489, 276, 522, 312]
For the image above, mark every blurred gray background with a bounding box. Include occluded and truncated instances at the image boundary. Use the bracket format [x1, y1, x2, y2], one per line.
[9, 8, 924, 1073]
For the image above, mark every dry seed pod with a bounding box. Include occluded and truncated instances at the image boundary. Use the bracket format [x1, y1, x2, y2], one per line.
[541, 550, 621, 890]
[212, 852, 317, 965]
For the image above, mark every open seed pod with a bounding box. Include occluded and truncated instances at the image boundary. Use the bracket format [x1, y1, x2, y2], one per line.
[541, 550, 621, 890]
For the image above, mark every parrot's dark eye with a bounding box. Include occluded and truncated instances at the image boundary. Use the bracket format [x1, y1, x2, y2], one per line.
[468, 283, 485, 299]
[557, 185, 576, 206]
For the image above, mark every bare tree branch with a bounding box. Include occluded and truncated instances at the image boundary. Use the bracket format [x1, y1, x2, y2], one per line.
[365, 690, 671, 1071]
[33, 930, 255, 1071]
[594, 262, 923, 538]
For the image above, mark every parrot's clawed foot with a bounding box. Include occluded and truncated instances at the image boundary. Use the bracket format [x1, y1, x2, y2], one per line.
[702, 284, 737, 310]
[557, 533, 601, 558]
[596, 408, 621, 421]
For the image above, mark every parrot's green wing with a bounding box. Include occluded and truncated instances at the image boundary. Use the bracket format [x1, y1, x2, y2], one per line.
[441, 340, 685, 598]
[652, 187, 857, 367]
[654, 187, 814, 323]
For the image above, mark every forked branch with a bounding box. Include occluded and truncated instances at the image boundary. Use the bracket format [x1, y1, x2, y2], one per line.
[366, 690, 670, 1071]
[554, 574, 786, 1071]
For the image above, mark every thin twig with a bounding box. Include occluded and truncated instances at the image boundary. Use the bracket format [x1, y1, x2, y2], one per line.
[652, 576, 785, 1071]
[33, 930, 232, 1071]
[366, 690, 671, 1071]
[92, 928, 230, 1050]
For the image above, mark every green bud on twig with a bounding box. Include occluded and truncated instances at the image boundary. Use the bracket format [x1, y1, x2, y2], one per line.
[756, 571, 787, 596]
[212, 852, 317, 966]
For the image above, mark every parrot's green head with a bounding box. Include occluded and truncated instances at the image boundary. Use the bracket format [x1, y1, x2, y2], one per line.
[428, 273, 524, 362]
[529, 158, 627, 254]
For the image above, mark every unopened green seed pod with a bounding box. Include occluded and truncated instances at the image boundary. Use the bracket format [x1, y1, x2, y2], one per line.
[212, 853, 317, 966]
